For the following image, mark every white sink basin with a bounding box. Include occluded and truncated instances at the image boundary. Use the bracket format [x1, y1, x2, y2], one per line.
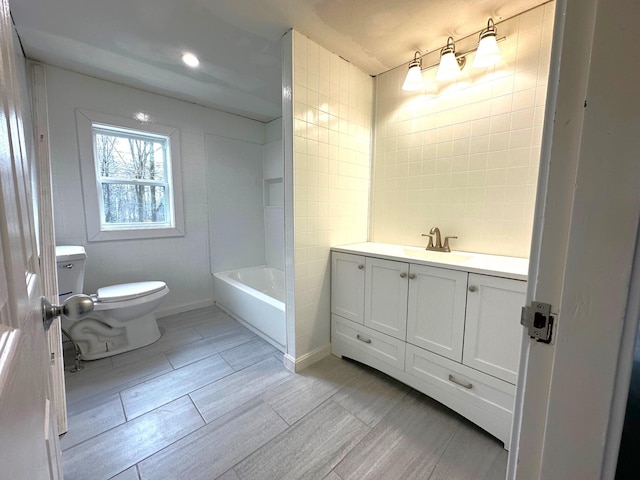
[402, 248, 472, 264]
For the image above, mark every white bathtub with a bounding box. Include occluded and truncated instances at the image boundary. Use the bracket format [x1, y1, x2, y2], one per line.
[213, 266, 286, 352]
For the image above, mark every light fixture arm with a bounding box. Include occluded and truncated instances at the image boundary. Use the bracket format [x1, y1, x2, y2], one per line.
[479, 18, 497, 41]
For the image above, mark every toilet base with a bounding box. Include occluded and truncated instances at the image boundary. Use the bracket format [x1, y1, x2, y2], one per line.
[68, 312, 162, 361]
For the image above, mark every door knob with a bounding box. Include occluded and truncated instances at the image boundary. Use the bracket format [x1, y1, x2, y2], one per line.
[41, 294, 94, 332]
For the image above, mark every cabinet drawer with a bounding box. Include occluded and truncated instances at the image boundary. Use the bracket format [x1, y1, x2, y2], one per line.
[405, 344, 515, 414]
[332, 315, 405, 371]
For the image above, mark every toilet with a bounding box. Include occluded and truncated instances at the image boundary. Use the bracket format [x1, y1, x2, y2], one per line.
[55, 245, 169, 360]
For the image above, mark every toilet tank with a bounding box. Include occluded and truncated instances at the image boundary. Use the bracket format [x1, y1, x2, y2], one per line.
[55, 246, 87, 300]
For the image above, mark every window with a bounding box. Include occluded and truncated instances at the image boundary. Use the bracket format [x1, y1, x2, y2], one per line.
[77, 110, 184, 241]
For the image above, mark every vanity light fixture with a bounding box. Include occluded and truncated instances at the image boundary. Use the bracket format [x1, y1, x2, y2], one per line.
[436, 37, 466, 82]
[401, 18, 506, 92]
[473, 18, 502, 68]
[402, 51, 424, 91]
[182, 52, 200, 68]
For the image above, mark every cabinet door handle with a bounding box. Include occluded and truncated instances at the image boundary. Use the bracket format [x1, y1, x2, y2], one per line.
[408, 273, 416, 279]
[468, 285, 477, 292]
[448, 374, 473, 389]
[356, 334, 372, 344]
[357, 264, 364, 270]
[400, 272, 407, 278]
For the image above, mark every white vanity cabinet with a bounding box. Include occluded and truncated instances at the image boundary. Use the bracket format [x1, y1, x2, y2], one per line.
[330, 244, 527, 449]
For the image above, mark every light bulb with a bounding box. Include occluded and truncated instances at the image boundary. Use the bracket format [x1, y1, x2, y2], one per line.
[182, 53, 200, 68]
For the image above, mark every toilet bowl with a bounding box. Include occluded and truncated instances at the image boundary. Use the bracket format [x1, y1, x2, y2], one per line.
[56, 246, 168, 360]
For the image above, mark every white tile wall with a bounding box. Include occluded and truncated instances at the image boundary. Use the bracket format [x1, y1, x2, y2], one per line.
[371, 2, 555, 258]
[288, 30, 373, 358]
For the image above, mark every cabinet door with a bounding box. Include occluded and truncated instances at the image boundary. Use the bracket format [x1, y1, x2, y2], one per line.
[406, 264, 468, 362]
[364, 257, 409, 340]
[463, 274, 527, 384]
[331, 252, 366, 324]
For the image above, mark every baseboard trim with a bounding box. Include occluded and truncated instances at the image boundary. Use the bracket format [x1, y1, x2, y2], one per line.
[283, 344, 332, 373]
[155, 299, 215, 318]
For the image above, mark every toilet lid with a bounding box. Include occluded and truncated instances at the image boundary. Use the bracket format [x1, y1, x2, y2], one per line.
[96, 281, 166, 303]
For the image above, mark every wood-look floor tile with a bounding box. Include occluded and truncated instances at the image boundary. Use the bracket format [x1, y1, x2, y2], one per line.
[156, 306, 229, 332]
[193, 315, 248, 339]
[323, 472, 343, 480]
[219, 337, 280, 371]
[61, 393, 125, 451]
[109, 466, 139, 480]
[121, 354, 234, 419]
[483, 449, 508, 480]
[63, 396, 204, 480]
[165, 328, 256, 369]
[427, 423, 505, 480]
[137, 399, 288, 480]
[65, 354, 173, 411]
[191, 356, 293, 423]
[216, 469, 240, 480]
[331, 363, 409, 427]
[334, 391, 461, 480]
[110, 327, 203, 369]
[261, 355, 361, 425]
[234, 400, 370, 480]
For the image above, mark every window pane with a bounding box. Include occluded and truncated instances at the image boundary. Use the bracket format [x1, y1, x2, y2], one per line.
[95, 132, 166, 181]
[101, 184, 167, 224]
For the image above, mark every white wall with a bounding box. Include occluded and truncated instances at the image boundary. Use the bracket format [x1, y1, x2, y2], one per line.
[207, 135, 266, 274]
[284, 30, 373, 364]
[263, 118, 284, 271]
[45, 65, 265, 315]
[371, 3, 555, 258]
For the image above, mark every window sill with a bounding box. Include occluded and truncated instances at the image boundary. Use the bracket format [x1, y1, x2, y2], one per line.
[88, 225, 185, 242]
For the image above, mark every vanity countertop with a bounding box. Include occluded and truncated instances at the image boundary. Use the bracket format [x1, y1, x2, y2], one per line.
[331, 242, 529, 281]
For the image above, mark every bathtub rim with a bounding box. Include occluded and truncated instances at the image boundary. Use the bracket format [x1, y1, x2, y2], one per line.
[213, 265, 285, 311]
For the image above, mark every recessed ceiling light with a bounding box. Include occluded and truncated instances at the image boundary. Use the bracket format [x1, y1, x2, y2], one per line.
[135, 112, 150, 122]
[182, 53, 200, 68]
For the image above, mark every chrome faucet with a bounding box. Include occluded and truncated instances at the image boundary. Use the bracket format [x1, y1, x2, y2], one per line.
[422, 227, 457, 252]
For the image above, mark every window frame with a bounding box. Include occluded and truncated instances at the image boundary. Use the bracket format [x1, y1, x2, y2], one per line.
[76, 109, 185, 241]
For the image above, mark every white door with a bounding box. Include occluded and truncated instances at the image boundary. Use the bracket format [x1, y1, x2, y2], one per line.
[0, 0, 62, 477]
[406, 264, 467, 362]
[364, 257, 408, 340]
[509, 0, 640, 478]
[463, 274, 526, 385]
[331, 252, 365, 324]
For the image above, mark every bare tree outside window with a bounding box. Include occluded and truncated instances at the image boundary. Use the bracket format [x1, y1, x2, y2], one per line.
[93, 125, 172, 228]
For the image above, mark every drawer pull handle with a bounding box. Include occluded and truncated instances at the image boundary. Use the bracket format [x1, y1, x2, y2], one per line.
[408, 273, 416, 279]
[356, 334, 372, 344]
[468, 285, 477, 292]
[448, 374, 473, 389]
[400, 272, 407, 278]
[357, 264, 364, 270]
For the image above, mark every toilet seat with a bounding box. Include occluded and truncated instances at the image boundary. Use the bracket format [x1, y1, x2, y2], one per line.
[96, 281, 167, 303]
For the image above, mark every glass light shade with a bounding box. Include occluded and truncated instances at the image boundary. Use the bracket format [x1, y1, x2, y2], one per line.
[436, 51, 461, 82]
[473, 34, 501, 68]
[402, 63, 424, 91]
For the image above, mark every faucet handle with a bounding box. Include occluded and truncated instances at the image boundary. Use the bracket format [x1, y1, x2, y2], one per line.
[421, 233, 434, 249]
[443, 236, 458, 252]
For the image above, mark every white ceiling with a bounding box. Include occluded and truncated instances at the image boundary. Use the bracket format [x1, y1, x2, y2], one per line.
[10, 0, 547, 123]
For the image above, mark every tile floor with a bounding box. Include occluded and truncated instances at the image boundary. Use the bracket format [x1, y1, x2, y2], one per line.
[60, 306, 507, 480]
